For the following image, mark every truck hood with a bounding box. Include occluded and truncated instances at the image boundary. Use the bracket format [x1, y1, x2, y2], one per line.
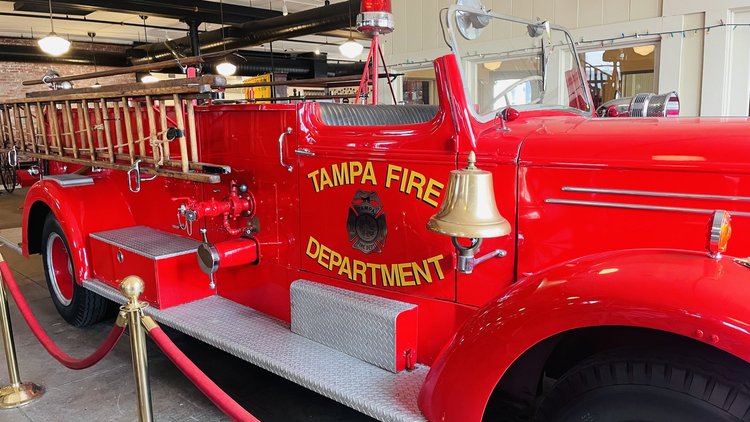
[518, 116, 750, 174]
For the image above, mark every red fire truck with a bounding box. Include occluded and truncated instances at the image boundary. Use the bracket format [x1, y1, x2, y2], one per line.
[3, 2, 750, 421]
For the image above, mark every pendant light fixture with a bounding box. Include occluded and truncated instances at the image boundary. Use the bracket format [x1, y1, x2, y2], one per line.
[282, 0, 289, 16]
[633, 44, 655, 56]
[38, 0, 71, 56]
[216, 0, 237, 76]
[339, 0, 363, 58]
[88, 32, 102, 88]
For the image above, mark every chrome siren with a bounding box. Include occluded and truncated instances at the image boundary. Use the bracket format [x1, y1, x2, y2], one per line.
[597, 91, 680, 118]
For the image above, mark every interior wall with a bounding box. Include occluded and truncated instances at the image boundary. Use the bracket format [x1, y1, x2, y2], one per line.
[380, 0, 750, 116]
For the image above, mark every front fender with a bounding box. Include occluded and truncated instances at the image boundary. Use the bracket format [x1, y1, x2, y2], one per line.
[419, 249, 750, 422]
[22, 178, 135, 282]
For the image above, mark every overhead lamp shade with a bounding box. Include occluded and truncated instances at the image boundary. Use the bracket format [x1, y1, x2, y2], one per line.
[483, 61, 502, 71]
[339, 39, 363, 58]
[633, 44, 655, 56]
[141, 74, 159, 83]
[216, 61, 237, 77]
[38, 32, 71, 56]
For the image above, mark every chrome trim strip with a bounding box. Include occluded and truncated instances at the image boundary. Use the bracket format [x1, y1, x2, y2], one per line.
[545, 199, 750, 217]
[562, 186, 750, 202]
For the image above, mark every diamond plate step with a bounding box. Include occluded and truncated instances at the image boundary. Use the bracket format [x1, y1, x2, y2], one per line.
[45, 174, 94, 187]
[291, 280, 417, 373]
[90, 226, 201, 260]
[83, 279, 428, 422]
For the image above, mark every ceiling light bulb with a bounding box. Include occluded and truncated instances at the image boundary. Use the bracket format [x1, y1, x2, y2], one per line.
[282, 1, 289, 16]
[633, 44, 655, 56]
[339, 39, 363, 58]
[141, 74, 159, 83]
[92, 81, 102, 88]
[216, 61, 237, 77]
[38, 32, 71, 56]
[314, 47, 321, 55]
[483, 61, 502, 71]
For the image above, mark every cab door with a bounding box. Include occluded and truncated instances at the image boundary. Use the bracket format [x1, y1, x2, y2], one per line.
[296, 103, 458, 301]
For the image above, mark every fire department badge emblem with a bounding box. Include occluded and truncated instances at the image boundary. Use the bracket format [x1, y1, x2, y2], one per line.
[347, 191, 387, 254]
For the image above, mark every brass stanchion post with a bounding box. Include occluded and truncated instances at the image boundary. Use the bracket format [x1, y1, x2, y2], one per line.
[0, 253, 44, 408]
[120, 275, 153, 422]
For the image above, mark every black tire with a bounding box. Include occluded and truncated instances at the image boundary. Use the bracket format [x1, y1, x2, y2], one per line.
[535, 348, 750, 422]
[41, 214, 110, 327]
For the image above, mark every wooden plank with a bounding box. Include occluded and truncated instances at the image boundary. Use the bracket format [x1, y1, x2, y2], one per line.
[21, 55, 208, 86]
[111, 99, 124, 154]
[12, 105, 26, 152]
[48, 102, 63, 155]
[25, 104, 37, 153]
[63, 101, 78, 158]
[76, 101, 86, 158]
[23, 152, 221, 184]
[158, 100, 171, 158]
[14, 85, 214, 104]
[172, 94, 189, 173]
[82, 100, 96, 161]
[134, 100, 146, 157]
[121, 97, 135, 164]
[186, 100, 199, 163]
[35, 102, 48, 154]
[25, 75, 225, 99]
[145, 96, 159, 163]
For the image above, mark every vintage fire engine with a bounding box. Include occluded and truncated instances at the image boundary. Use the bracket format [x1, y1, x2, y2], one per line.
[2, 1, 750, 421]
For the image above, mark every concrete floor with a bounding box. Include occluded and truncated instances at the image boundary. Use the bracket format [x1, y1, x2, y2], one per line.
[0, 188, 374, 422]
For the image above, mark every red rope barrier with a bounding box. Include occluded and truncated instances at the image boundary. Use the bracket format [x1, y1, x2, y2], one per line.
[0, 261, 125, 370]
[147, 326, 260, 422]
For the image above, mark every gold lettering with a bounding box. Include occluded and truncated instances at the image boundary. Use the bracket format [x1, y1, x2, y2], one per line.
[318, 244, 331, 269]
[399, 262, 415, 286]
[350, 161, 363, 180]
[367, 263, 380, 286]
[305, 236, 320, 259]
[332, 163, 349, 186]
[406, 170, 426, 199]
[329, 250, 342, 270]
[385, 164, 402, 189]
[426, 255, 445, 280]
[362, 161, 377, 186]
[353, 260, 367, 284]
[399, 167, 409, 192]
[381, 264, 401, 287]
[319, 168, 333, 190]
[423, 179, 444, 207]
[338, 256, 352, 279]
[412, 261, 431, 284]
[306, 170, 321, 192]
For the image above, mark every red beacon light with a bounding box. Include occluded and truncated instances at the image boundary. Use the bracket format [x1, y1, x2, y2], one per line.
[357, 0, 394, 35]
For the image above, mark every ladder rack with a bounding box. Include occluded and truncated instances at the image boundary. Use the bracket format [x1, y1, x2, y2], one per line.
[0, 76, 230, 184]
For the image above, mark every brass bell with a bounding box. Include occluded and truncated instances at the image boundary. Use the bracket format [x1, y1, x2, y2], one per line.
[427, 151, 511, 239]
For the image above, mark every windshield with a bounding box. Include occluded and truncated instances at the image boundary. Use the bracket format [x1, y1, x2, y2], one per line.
[446, 4, 592, 121]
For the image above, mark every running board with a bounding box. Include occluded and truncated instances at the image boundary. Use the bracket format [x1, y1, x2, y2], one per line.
[83, 279, 428, 422]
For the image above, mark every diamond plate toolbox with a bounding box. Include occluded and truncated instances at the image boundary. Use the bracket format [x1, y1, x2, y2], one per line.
[290, 279, 418, 373]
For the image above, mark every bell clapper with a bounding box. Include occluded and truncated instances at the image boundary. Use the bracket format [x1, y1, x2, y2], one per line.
[427, 150, 513, 273]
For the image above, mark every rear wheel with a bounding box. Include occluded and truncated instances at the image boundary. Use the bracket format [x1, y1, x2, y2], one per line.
[41, 214, 110, 327]
[534, 348, 750, 422]
[0, 153, 16, 193]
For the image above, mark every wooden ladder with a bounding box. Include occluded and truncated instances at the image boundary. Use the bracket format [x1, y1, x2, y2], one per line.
[0, 76, 229, 184]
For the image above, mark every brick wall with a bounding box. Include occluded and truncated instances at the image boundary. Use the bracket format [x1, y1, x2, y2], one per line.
[0, 37, 134, 101]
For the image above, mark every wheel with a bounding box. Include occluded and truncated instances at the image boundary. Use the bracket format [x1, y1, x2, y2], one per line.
[0, 153, 16, 193]
[534, 348, 750, 422]
[41, 214, 111, 327]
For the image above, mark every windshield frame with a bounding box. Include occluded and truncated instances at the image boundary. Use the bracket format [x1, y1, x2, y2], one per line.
[445, 4, 593, 123]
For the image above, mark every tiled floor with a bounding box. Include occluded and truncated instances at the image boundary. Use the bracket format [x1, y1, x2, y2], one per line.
[0, 188, 373, 422]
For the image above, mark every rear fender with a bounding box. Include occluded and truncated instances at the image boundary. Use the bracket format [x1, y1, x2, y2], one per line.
[23, 178, 135, 282]
[418, 249, 750, 422]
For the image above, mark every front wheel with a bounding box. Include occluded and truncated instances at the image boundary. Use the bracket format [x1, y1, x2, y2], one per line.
[535, 348, 750, 422]
[41, 214, 111, 327]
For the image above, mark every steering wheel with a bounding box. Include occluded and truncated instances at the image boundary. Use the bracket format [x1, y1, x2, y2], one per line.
[493, 75, 543, 107]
